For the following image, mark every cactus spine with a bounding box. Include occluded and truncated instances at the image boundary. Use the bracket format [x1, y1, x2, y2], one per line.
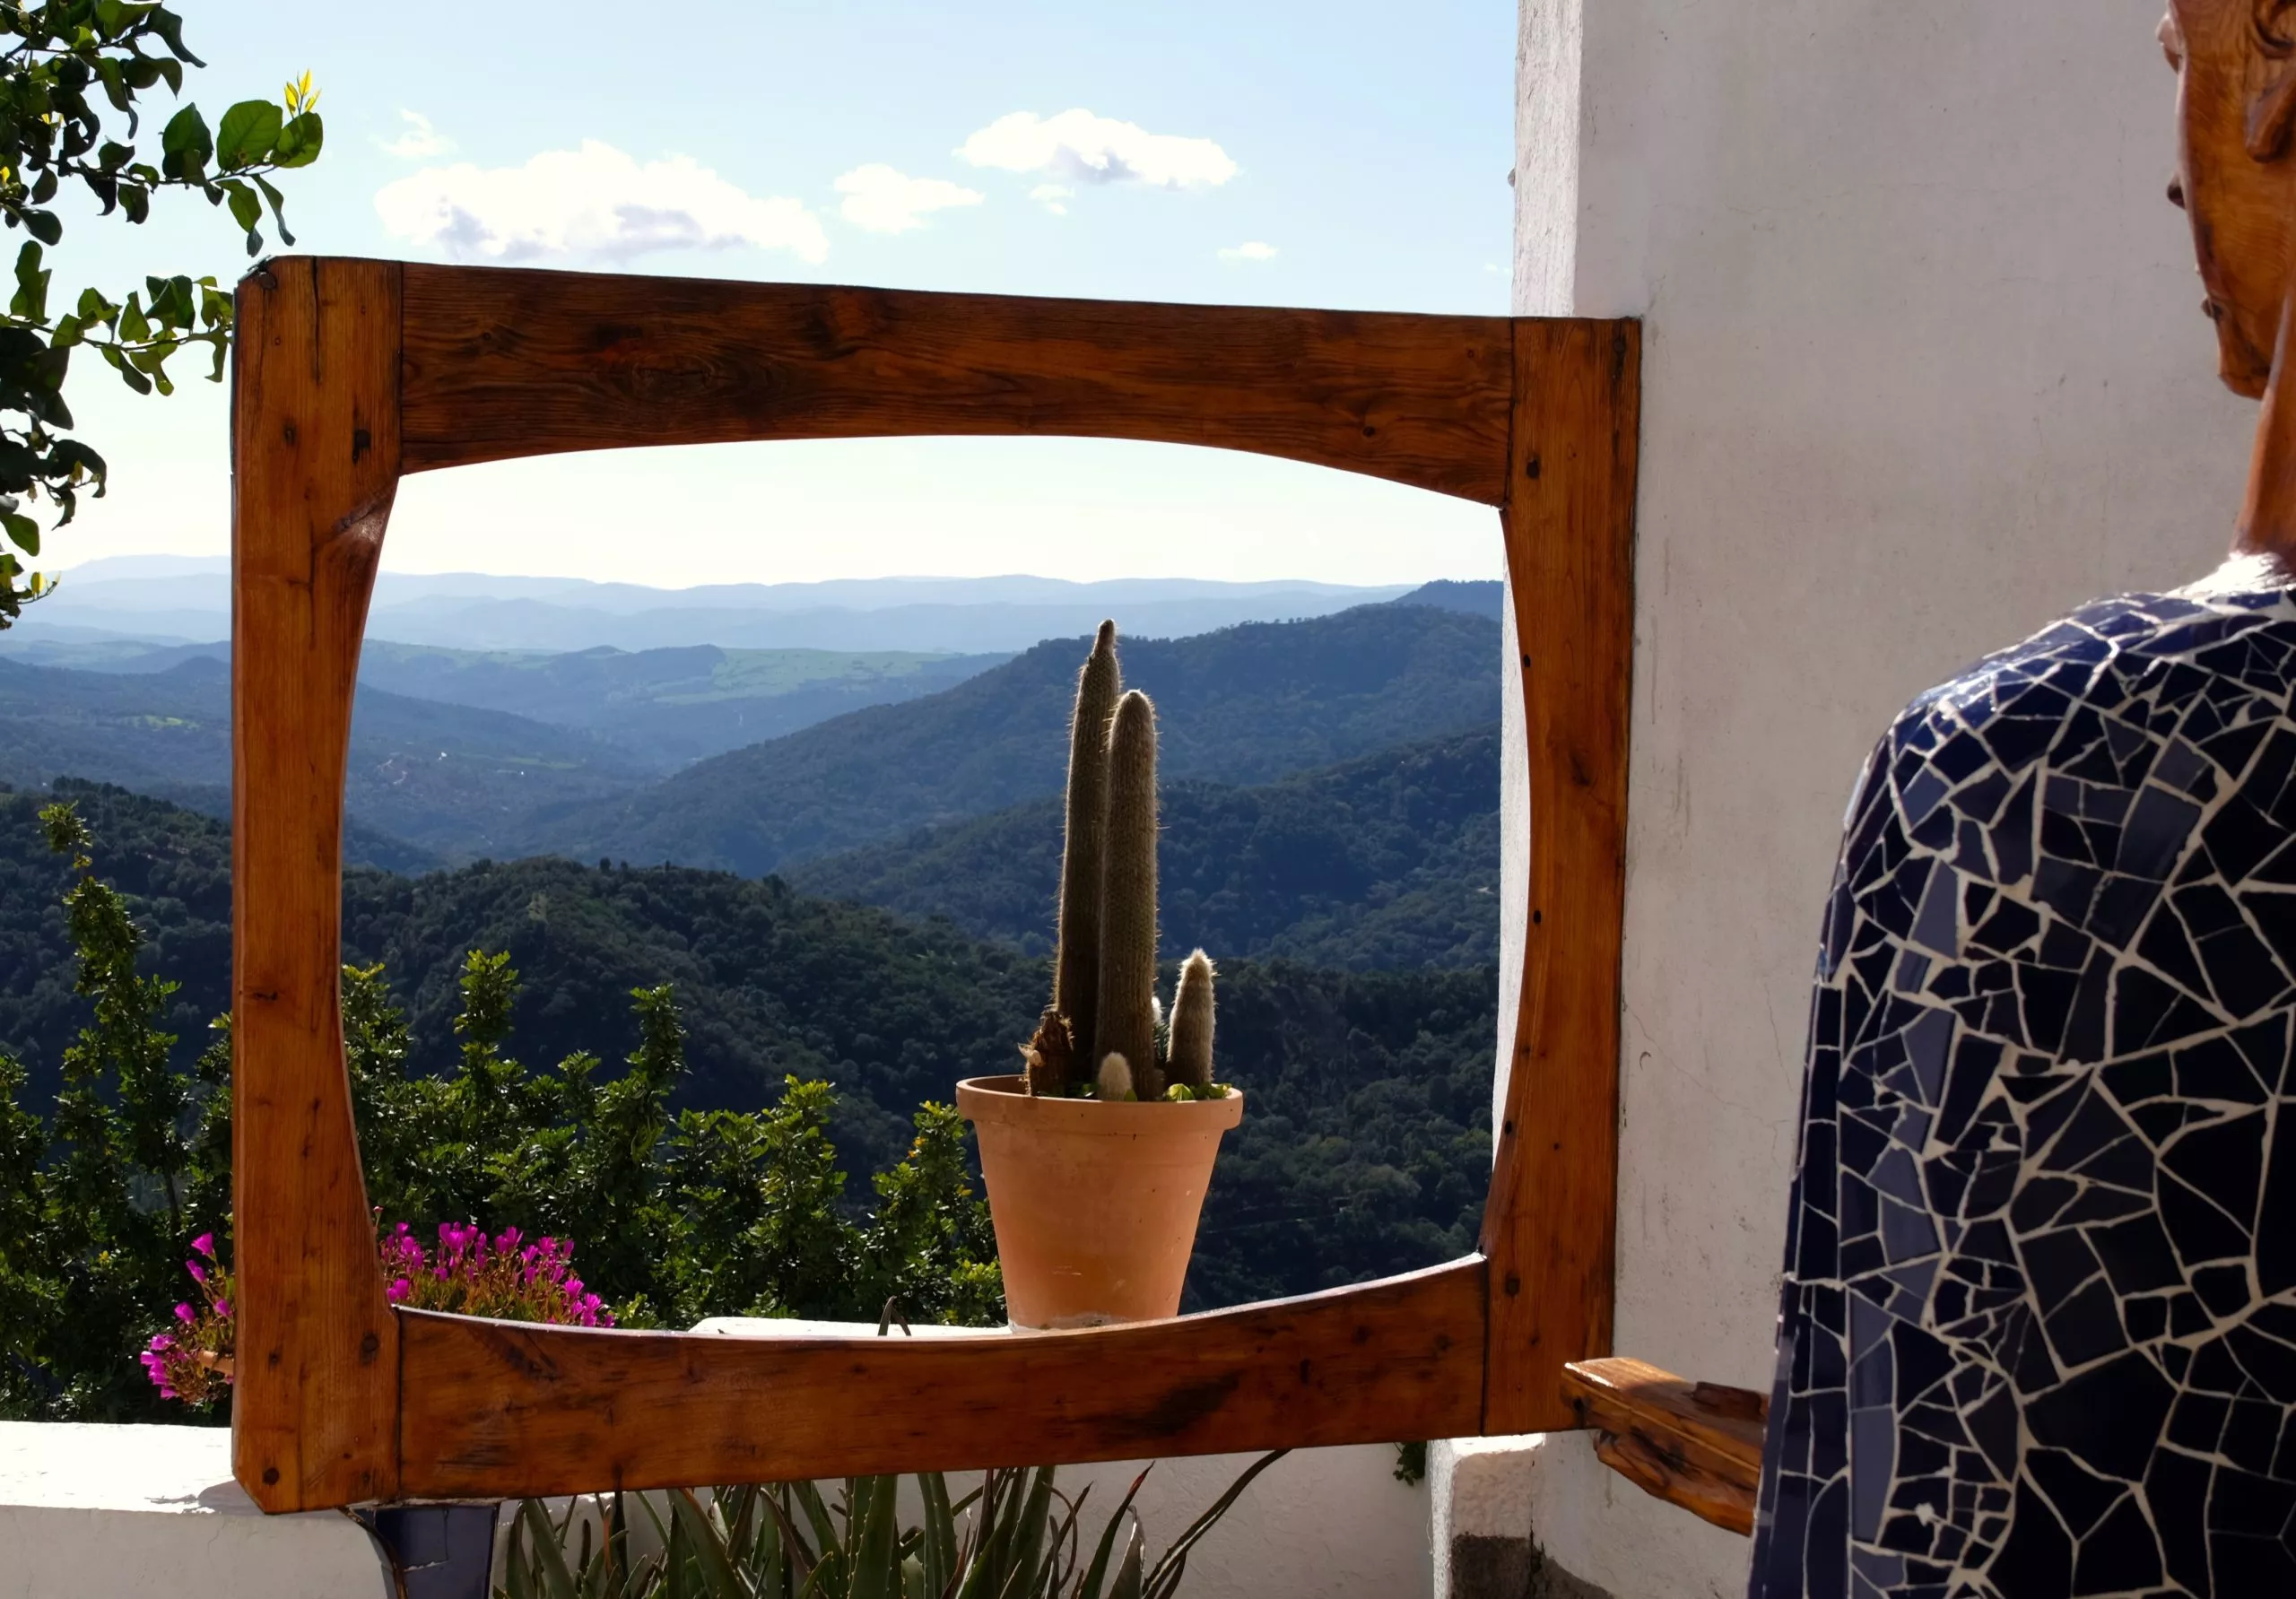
[1166, 950, 1216, 1091]
[1095, 688, 1162, 1099]
[1048, 620, 1121, 1084]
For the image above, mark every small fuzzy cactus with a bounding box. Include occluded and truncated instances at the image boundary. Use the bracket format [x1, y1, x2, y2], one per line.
[1166, 950, 1215, 1091]
[1023, 623, 1226, 1101]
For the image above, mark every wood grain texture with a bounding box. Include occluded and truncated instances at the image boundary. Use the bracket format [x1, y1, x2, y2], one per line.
[225, 258, 1644, 1509]
[396, 265, 1515, 502]
[1480, 320, 1639, 1435]
[1561, 1357, 1766, 1537]
[230, 257, 404, 1511]
[396, 1258, 1486, 1499]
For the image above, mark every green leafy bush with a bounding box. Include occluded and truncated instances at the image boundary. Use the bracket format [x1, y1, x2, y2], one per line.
[0, 803, 1001, 1420]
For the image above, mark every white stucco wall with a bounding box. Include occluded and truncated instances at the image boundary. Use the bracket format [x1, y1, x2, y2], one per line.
[1503, 3, 2257, 1595]
[0, 1421, 1426, 1599]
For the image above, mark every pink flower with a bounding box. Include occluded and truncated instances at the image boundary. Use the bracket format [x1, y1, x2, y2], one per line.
[214, 1299, 230, 1319]
[173, 1302, 194, 1325]
[191, 1233, 214, 1258]
[387, 1278, 412, 1303]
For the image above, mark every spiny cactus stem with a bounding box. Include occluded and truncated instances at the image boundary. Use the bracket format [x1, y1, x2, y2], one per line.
[1051, 620, 1121, 1075]
[1097, 688, 1162, 1101]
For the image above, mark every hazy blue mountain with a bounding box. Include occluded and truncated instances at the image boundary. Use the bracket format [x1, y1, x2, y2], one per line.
[545, 605, 1502, 876]
[789, 725, 1500, 970]
[18, 562, 1418, 654]
[0, 635, 1009, 769]
[0, 656, 650, 860]
[352, 642, 1008, 769]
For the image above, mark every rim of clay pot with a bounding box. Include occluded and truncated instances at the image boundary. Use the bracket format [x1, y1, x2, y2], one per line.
[957, 1073, 1243, 1133]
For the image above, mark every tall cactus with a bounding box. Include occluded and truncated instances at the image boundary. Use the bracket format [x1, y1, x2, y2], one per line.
[1095, 689, 1162, 1099]
[1049, 621, 1121, 1080]
[1166, 950, 1216, 1091]
[1026, 625, 1224, 1101]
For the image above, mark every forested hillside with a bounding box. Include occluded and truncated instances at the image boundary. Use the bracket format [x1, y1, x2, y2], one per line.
[545, 605, 1502, 874]
[0, 656, 648, 860]
[790, 725, 1500, 969]
[0, 784, 1495, 1308]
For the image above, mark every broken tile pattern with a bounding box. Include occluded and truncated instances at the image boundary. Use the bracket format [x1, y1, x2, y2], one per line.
[1746, 587, 2296, 1597]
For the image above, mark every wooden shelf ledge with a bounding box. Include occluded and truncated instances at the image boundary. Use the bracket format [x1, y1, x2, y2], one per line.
[1559, 1357, 1767, 1536]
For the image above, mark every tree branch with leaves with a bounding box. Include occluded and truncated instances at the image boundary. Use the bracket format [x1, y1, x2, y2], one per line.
[0, 4, 324, 622]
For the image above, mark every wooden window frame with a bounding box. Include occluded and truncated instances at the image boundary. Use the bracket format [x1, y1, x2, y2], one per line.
[230, 256, 1640, 1511]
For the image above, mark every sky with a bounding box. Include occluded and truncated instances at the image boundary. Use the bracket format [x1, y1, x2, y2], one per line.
[44, 1, 1516, 588]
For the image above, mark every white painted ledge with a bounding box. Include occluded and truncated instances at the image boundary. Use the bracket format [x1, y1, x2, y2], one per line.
[0, 1362, 1434, 1599]
[691, 1315, 1005, 1338]
[0, 1421, 384, 1599]
[1429, 1436, 1545, 1599]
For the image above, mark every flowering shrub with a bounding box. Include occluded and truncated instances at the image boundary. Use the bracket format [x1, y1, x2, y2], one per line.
[378, 1221, 612, 1327]
[143, 1221, 612, 1406]
[138, 1232, 231, 1407]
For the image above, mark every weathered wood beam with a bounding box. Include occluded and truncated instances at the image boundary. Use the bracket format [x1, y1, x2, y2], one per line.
[1560, 1357, 1766, 1537]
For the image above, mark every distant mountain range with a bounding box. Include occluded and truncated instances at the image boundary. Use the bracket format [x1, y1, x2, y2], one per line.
[788, 724, 1500, 970]
[541, 604, 1503, 876]
[0, 574, 1512, 1308]
[0, 593, 1502, 880]
[10, 561, 1424, 655]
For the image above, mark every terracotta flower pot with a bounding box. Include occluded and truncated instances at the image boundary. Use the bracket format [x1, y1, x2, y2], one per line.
[957, 1073, 1243, 1330]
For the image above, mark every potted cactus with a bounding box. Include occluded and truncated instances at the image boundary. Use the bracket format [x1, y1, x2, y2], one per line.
[957, 621, 1242, 1329]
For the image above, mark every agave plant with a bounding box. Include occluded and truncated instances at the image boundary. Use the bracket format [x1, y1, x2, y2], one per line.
[497, 1450, 1287, 1599]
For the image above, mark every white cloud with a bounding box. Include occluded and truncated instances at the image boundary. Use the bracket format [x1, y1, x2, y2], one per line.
[959, 109, 1238, 189]
[374, 140, 829, 264]
[380, 110, 451, 160]
[1029, 183, 1073, 215]
[1218, 241, 1278, 262]
[834, 164, 985, 234]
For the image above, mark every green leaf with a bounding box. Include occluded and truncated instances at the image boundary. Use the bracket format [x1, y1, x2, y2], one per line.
[215, 100, 282, 169]
[117, 294, 150, 344]
[252, 173, 295, 248]
[917, 1473, 956, 1599]
[847, 1477, 900, 1599]
[1107, 1527, 1143, 1599]
[1075, 1467, 1152, 1599]
[519, 1499, 583, 1599]
[4, 514, 39, 557]
[10, 242, 46, 323]
[92, 342, 143, 393]
[669, 1488, 754, 1599]
[1141, 1450, 1288, 1599]
[160, 104, 212, 181]
[273, 111, 323, 169]
[20, 211, 61, 248]
[222, 180, 261, 254]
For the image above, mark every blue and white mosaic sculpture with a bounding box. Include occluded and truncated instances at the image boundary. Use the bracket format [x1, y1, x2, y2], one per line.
[1750, 576, 2296, 1595]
